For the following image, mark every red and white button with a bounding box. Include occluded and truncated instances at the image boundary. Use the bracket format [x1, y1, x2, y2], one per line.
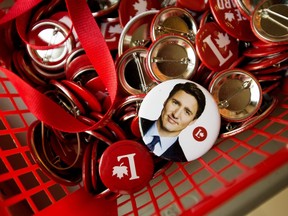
[99, 140, 154, 194]
[118, 0, 161, 27]
[195, 22, 239, 71]
[209, 0, 257, 41]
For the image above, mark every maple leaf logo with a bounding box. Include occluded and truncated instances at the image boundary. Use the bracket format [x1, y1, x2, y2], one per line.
[112, 162, 128, 179]
[108, 24, 122, 35]
[225, 11, 235, 22]
[133, 0, 147, 15]
[215, 32, 231, 50]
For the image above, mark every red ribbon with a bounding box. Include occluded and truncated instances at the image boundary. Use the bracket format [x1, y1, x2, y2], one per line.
[0, 0, 41, 25]
[0, 0, 118, 133]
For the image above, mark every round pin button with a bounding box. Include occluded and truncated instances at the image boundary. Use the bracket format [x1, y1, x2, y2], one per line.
[118, 0, 161, 27]
[26, 19, 74, 71]
[116, 47, 154, 95]
[176, 0, 209, 12]
[209, 68, 262, 122]
[138, 79, 221, 162]
[209, 0, 257, 41]
[195, 22, 239, 71]
[251, 0, 288, 44]
[220, 94, 277, 138]
[146, 34, 199, 82]
[242, 51, 288, 71]
[88, 0, 120, 18]
[99, 140, 154, 194]
[243, 44, 288, 57]
[150, 6, 198, 42]
[234, 0, 260, 19]
[118, 10, 158, 56]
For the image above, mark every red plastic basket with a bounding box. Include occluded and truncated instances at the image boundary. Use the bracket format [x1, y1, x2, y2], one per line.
[1, 0, 288, 215]
[1, 69, 288, 215]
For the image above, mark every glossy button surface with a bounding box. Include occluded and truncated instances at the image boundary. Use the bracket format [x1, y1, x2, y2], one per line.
[176, 0, 209, 12]
[251, 0, 288, 44]
[99, 140, 154, 194]
[116, 47, 154, 95]
[195, 22, 239, 71]
[209, 0, 257, 41]
[118, 0, 161, 27]
[150, 6, 198, 42]
[138, 79, 220, 162]
[209, 69, 262, 122]
[27, 19, 74, 71]
[146, 34, 198, 82]
[118, 10, 158, 56]
[88, 0, 120, 17]
[242, 51, 288, 71]
[243, 44, 288, 57]
[234, 0, 261, 18]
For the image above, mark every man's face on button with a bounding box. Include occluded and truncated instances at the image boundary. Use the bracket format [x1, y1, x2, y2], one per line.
[159, 90, 198, 137]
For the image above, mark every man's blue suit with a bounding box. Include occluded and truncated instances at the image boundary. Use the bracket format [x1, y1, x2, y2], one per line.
[140, 118, 188, 162]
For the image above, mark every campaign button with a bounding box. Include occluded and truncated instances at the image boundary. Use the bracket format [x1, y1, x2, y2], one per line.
[146, 34, 199, 82]
[116, 47, 154, 95]
[234, 0, 259, 19]
[118, 10, 157, 56]
[61, 80, 102, 113]
[209, 0, 257, 41]
[131, 116, 142, 138]
[26, 19, 74, 71]
[242, 51, 288, 71]
[243, 44, 288, 57]
[209, 69, 262, 122]
[138, 79, 221, 162]
[199, 9, 215, 28]
[150, 6, 198, 42]
[88, 0, 120, 17]
[195, 22, 239, 71]
[251, 0, 288, 44]
[118, 0, 161, 27]
[219, 94, 277, 138]
[82, 142, 94, 193]
[50, 11, 79, 43]
[99, 140, 154, 194]
[176, 0, 209, 12]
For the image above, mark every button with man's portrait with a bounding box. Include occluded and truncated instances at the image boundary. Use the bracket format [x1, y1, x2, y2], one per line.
[138, 79, 221, 162]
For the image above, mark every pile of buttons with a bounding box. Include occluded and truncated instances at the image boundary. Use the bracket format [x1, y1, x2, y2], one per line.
[2, 0, 287, 196]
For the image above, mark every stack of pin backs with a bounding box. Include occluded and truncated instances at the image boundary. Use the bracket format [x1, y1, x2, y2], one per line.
[6, 0, 287, 195]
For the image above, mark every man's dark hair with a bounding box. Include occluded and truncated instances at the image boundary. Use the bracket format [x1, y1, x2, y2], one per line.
[167, 82, 206, 120]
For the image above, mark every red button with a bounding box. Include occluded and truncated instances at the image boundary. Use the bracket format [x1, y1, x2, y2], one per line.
[99, 140, 154, 194]
[243, 44, 288, 57]
[176, 0, 209, 12]
[242, 51, 288, 71]
[130, 116, 141, 138]
[61, 80, 102, 113]
[118, 0, 161, 27]
[209, 0, 257, 41]
[195, 22, 239, 71]
[82, 142, 94, 193]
